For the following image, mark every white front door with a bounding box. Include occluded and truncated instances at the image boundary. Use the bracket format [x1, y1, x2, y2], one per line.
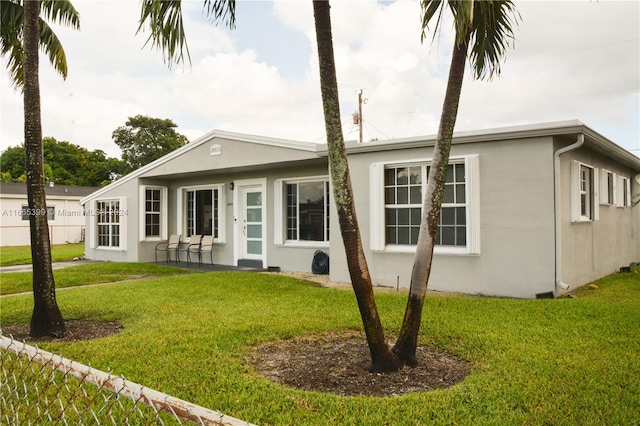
[235, 180, 266, 267]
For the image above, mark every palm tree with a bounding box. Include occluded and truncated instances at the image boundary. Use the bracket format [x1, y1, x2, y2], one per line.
[2, 0, 79, 337]
[312, 0, 401, 373]
[392, 0, 519, 365]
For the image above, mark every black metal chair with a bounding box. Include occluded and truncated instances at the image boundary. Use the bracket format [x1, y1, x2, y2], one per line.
[155, 234, 181, 263]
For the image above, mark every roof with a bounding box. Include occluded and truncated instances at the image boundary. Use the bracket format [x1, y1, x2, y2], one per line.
[0, 182, 100, 198]
[81, 121, 640, 205]
[81, 130, 320, 204]
[318, 120, 640, 171]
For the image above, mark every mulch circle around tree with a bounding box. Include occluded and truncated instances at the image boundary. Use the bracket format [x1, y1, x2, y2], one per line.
[247, 331, 470, 397]
[1, 320, 123, 343]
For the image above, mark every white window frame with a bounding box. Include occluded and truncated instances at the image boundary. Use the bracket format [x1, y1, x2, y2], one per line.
[93, 197, 127, 250]
[139, 186, 168, 241]
[176, 184, 226, 243]
[571, 161, 599, 222]
[617, 176, 631, 208]
[599, 169, 616, 206]
[370, 154, 480, 255]
[274, 175, 330, 248]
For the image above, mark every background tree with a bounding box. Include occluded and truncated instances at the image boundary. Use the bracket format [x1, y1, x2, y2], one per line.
[0, 138, 122, 186]
[112, 115, 189, 175]
[392, 0, 519, 365]
[14, 0, 80, 338]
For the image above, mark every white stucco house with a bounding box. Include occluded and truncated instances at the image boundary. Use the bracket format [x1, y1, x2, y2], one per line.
[80, 120, 640, 298]
[0, 182, 99, 246]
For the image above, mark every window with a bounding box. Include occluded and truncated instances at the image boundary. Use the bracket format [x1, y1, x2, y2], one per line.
[145, 188, 161, 237]
[186, 189, 218, 237]
[579, 165, 593, 219]
[385, 163, 467, 246]
[600, 170, 615, 205]
[274, 176, 330, 246]
[286, 180, 330, 242]
[97, 200, 121, 247]
[139, 186, 167, 241]
[571, 161, 599, 222]
[617, 176, 631, 207]
[370, 155, 480, 255]
[177, 185, 226, 241]
[21, 205, 55, 221]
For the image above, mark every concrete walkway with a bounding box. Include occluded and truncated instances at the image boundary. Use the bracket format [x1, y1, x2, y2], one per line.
[0, 260, 101, 274]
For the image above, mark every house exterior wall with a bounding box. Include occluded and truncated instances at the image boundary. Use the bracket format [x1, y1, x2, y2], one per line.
[84, 177, 140, 262]
[1, 195, 87, 246]
[132, 163, 330, 272]
[557, 141, 640, 289]
[328, 136, 558, 298]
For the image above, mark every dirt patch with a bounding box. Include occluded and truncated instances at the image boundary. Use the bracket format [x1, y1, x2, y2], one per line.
[248, 331, 470, 397]
[1, 320, 123, 343]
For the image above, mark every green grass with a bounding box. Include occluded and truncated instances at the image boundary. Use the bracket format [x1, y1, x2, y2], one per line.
[0, 262, 191, 295]
[1, 270, 639, 425]
[0, 243, 85, 266]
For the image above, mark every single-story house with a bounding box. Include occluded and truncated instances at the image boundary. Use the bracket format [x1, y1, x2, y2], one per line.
[0, 182, 99, 246]
[81, 120, 640, 298]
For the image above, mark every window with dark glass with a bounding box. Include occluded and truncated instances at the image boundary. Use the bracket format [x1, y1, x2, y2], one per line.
[286, 181, 330, 242]
[145, 188, 161, 237]
[185, 189, 218, 237]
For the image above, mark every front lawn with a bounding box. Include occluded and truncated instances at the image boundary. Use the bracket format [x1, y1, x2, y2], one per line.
[1, 270, 639, 424]
[0, 243, 85, 266]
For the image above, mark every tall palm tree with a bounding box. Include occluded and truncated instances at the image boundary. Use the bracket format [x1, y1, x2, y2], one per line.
[2, 0, 79, 337]
[312, 0, 401, 373]
[392, 0, 519, 365]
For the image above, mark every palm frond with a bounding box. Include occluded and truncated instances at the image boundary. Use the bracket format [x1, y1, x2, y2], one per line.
[203, 0, 235, 29]
[467, 0, 519, 80]
[40, 0, 80, 30]
[421, 0, 519, 81]
[38, 17, 69, 81]
[0, 0, 79, 90]
[138, 0, 236, 68]
[137, 0, 191, 67]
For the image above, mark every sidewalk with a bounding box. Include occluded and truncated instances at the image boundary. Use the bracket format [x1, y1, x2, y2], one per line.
[0, 260, 100, 274]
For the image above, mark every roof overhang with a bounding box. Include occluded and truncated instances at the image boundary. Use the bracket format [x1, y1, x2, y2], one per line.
[315, 119, 640, 171]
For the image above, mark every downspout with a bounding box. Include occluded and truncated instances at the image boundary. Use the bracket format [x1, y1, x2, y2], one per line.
[553, 134, 584, 291]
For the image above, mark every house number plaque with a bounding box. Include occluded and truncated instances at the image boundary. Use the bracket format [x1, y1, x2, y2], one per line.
[210, 144, 222, 156]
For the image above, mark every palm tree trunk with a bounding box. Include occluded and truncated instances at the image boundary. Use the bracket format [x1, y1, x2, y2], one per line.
[312, 0, 400, 373]
[393, 29, 470, 365]
[23, 0, 65, 338]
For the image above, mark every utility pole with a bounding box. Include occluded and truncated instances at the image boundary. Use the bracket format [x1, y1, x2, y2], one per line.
[352, 90, 365, 143]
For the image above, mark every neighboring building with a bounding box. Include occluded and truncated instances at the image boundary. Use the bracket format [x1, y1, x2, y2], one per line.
[0, 182, 99, 246]
[81, 120, 640, 298]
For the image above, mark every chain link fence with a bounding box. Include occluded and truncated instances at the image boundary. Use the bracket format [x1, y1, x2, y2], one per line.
[0, 334, 254, 425]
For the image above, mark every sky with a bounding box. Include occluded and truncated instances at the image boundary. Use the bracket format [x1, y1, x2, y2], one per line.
[1, 0, 638, 159]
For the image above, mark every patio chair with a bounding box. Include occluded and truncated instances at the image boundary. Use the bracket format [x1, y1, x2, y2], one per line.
[155, 234, 181, 263]
[199, 235, 215, 266]
[179, 234, 202, 264]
